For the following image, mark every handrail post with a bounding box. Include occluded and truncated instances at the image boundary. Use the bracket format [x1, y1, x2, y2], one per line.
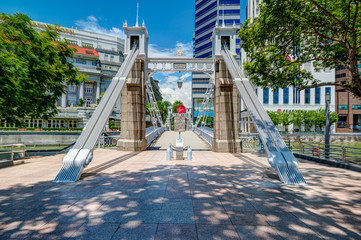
[11, 144, 14, 161]
[341, 147, 346, 161]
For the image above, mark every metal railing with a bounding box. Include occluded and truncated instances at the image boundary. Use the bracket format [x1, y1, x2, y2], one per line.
[146, 127, 166, 146]
[239, 133, 265, 152]
[0, 144, 26, 161]
[192, 127, 213, 146]
[286, 140, 361, 165]
[98, 135, 119, 148]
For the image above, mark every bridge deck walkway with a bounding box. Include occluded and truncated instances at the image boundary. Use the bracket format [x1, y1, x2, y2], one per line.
[149, 131, 211, 150]
[0, 149, 361, 239]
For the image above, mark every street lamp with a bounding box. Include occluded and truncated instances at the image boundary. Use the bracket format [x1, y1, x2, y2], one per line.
[177, 71, 183, 89]
[325, 91, 330, 159]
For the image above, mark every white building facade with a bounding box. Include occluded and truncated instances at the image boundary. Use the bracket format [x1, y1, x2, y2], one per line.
[7, 22, 125, 129]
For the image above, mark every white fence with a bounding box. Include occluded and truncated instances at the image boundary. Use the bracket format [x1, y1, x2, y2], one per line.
[192, 127, 213, 146]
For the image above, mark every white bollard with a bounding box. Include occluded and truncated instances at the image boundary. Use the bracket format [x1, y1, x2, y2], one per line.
[187, 147, 192, 161]
[167, 147, 173, 161]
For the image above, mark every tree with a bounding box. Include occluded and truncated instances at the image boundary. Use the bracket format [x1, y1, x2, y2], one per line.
[291, 110, 305, 130]
[280, 112, 293, 129]
[239, 0, 361, 97]
[172, 100, 184, 113]
[157, 100, 171, 121]
[313, 108, 339, 130]
[0, 13, 86, 126]
[267, 111, 281, 126]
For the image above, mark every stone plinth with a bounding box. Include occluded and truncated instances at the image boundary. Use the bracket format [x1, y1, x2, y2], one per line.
[117, 60, 147, 151]
[174, 114, 186, 132]
[213, 60, 241, 153]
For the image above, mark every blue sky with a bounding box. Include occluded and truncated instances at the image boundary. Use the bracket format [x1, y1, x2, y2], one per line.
[0, 0, 247, 106]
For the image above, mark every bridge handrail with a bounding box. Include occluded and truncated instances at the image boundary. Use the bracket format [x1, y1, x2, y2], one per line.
[0, 144, 26, 161]
[146, 127, 166, 146]
[192, 127, 213, 146]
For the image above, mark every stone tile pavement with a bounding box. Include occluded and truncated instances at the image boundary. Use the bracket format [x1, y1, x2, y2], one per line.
[0, 149, 361, 239]
[148, 131, 211, 150]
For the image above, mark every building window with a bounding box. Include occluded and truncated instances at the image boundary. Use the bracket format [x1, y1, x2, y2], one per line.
[273, 88, 279, 104]
[315, 87, 321, 104]
[66, 39, 78, 45]
[75, 58, 86, 64]
[305, 88, 311, 104]
[104, 54, 108, 60]
[263, 88, 269, 104]
[69, 120, 77, 128]
[293, 87, 300, 104]
[337, 115, 347, 128]
[82, 42, 93, 48]
[68, 86, 76, 92]
[85, 84, 93, 93]
[336, 73, 346, 79]
[338, 105, 348, 110]
[352, 105, 361, 110]
[283, 88, 289, 104]
[86, 97, 93, 107]
[110, 55, 114, 61]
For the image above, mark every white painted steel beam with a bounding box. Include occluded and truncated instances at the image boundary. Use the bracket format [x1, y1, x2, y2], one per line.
[54, 46, 140, 182]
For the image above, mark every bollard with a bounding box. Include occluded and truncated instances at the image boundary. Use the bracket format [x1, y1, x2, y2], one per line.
[187, 147, 192, 161]
[167, 147, 173, 161]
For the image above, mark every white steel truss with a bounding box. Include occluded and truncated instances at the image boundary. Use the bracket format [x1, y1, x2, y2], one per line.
[194, 73, 215, 128]
[145, 77, 164, 127]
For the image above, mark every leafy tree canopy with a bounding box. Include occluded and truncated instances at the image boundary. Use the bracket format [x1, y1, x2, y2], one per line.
[172, 100, 184, 113]
[0, 13, 87, 126]
[239, 0, 361, 97]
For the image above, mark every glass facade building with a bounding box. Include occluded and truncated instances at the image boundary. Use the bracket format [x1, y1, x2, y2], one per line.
[192, 0, 242, 118]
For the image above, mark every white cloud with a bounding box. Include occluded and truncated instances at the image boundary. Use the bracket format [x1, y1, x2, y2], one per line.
[87, 15, 98, 22]
[75, 16, 124, 38]
[148, 42, 193, 58]
[157, 72, 193, 108]
[149, 42, 194, 107]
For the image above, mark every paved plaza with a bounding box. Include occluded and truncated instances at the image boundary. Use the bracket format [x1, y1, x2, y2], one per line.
[149, 131, 211, 150]
[1, 148, 361, 239]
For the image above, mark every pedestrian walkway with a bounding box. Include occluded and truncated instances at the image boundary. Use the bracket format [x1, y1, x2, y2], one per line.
[149, 131, 211, 150]
[1, 149, 361, 239]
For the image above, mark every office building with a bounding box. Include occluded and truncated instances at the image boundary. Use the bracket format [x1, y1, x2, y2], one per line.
[192, 0, 242, 119]
[335, 64, 361, 132]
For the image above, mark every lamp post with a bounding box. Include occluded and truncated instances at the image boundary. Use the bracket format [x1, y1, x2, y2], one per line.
[177, 71, 183, 89]
[325, 91, 330, 160]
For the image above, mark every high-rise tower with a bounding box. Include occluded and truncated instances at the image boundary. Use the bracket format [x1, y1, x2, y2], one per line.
[192, 0, 242, 121]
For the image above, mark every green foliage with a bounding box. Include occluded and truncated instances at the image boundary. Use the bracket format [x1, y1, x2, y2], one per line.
[0, 13, 87, 127]
[280, 112, 292, 127]
[172, 100, 184, 113]
[239, 0, 361, 97]
[157, 100, 172, 122]
[267, 111, 282, 126]
[0, 127, 18, 131]
[42, 127, 82, 131]
[108, 120, 116, 129]
[78, 98, 85, 107]
[145, 103, 150, 115]
[0, 127, 82, 131]
[267, 109, 339, 131]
